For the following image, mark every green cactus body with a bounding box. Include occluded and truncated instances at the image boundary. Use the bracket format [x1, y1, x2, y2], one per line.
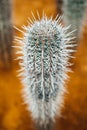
[0, 0, 13, 67]
[63, 0, 86, 40]
[16, 15, 75, 130]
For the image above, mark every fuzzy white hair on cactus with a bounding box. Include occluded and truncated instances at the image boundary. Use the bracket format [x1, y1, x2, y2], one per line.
[15, 13, 75, 130]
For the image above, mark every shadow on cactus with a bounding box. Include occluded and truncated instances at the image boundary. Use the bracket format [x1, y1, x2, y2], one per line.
[0, 0, 13, 68]
[15, 13, 75, 130]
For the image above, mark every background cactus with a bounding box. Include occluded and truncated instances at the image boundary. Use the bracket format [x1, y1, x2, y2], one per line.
[56, 0, 63, 14]
[0, 0, 13, 68]
[63, 0, 86, 42]
[16, 15, 75, 130]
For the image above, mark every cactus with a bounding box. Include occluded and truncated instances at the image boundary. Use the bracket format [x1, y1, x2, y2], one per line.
[63, 0, 86, 41]
[56, 0, 63, 14]
[0, 0, 13, 67]
[16, 14, 75, 130]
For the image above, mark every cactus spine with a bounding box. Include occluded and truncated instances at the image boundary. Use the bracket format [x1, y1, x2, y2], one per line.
[16, 14, 75, 130]
[0, 0, 13, 67]
[63, 0, 86, 41]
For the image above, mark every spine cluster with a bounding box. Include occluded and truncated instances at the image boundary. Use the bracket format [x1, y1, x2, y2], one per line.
[16, 15, 75, 129]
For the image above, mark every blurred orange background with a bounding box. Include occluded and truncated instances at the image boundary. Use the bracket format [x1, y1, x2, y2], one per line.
[0, 0, 87, 130]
